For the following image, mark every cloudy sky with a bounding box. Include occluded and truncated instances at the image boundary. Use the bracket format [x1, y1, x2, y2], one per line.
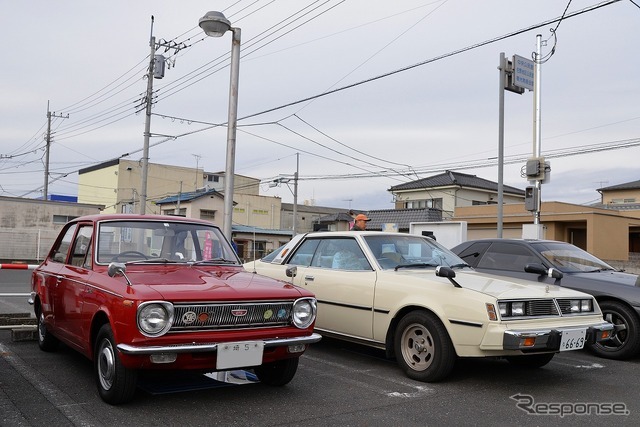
[1, 0, 638, 212]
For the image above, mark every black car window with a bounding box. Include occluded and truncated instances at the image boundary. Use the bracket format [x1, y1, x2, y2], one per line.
[479, 242, 540, 272]
[455, 242, 491, 268]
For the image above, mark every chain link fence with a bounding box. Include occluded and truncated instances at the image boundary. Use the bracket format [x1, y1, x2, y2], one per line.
[0, 229, 58, 263]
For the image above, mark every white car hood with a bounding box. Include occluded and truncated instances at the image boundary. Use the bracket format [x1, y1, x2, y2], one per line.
[395, 268, 592, 300]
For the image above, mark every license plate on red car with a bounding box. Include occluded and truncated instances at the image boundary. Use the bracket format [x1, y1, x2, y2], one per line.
[217, 341, 264, 369]
[559, 328, 586, 351]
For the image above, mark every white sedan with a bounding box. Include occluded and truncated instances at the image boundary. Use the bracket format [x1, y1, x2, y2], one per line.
[244, 231, 614, 382]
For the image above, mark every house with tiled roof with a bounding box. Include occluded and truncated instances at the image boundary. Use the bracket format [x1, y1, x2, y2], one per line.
[314, 208, 442, 232]
[594, 179, 640, 211]
[155, 188, 226, 225]
[388, 171, 525, 219]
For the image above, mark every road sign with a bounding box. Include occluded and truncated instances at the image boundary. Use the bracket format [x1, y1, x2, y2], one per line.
[513, 54, 534, 91]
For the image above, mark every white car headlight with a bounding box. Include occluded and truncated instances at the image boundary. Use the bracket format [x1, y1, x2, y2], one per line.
[138, 301, 174, 337]
[498, 301, 528, 318]
[292, 298, 317, 329]
[569, 299, 593, 313]
[511, 301, 525, 316]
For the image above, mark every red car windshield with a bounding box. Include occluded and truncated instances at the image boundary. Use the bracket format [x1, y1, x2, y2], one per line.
[96, 220, 237, 264]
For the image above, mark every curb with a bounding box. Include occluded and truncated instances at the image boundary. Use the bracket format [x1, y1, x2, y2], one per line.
[11, 327, 37, 342]
[0, 313, 37, 341]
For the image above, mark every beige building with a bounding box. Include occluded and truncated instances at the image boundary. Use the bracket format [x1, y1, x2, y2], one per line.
[155, 189, 282, 231]
[77, 159, 265, 219]
[453, 201, 640, 262]
[597, 180, 640, 206]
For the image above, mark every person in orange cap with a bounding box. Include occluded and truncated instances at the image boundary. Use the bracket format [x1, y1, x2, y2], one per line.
[351, 213, 370, 231]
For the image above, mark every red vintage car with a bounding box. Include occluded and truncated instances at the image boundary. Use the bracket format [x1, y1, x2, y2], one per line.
[29, 214, 320, 404]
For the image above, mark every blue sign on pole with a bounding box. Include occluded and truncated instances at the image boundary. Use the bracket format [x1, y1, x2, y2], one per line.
[513, 55, 534, 91]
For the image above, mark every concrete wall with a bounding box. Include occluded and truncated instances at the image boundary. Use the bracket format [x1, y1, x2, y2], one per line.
[409, 221, 468, 249]
[0, 196, 103, 262]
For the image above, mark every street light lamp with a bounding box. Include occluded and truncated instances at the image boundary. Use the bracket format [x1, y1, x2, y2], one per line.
[199, 11, 241, 241]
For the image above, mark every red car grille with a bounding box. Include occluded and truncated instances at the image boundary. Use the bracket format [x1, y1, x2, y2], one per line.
[170, 301, 293, 331]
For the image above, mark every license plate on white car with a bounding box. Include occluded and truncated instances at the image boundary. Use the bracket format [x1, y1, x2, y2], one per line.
[217, 341, 264, 369]
[559, 328, 586, 351]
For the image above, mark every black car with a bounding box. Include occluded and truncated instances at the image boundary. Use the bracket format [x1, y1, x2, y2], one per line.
[451, 238, 640, 360]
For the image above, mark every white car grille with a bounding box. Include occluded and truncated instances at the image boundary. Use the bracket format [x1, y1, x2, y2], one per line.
[499, 298, 595, 319]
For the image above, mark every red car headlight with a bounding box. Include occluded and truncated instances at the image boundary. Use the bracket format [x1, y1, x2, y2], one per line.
[137, 301, 174, 337]
[292, 298, 316, 329]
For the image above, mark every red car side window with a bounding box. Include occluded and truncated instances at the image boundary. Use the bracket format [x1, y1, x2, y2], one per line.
[51, 224, 78, 264]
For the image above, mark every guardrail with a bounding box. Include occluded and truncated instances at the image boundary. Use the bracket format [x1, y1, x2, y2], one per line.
[0, 264, 38, 270]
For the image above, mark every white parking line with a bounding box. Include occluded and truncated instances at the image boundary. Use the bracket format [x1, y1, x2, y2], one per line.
[302, 354, 434, 398]
[0, 342, 102, 426]
[552, 352, 607, 369]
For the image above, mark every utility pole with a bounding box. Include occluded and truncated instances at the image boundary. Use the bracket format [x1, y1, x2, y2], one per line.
[532, 34, 543, 226]
[293, 153, 299, 236]
[139, 16, 184, 214]
[176, 181, 183, 215]
[140, 17, 156, 215]
[43, 100, 68, 201]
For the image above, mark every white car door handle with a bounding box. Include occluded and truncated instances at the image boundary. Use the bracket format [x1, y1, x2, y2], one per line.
[304, 275, 314, 281]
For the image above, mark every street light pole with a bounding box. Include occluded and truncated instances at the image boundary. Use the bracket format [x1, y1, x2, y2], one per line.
[199, 11, 241, 241]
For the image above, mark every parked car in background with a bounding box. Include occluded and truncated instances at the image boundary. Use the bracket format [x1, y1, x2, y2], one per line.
[450, 238, 640, 360]
[30, 214, 320, 404]
[244, 231, 613, 382]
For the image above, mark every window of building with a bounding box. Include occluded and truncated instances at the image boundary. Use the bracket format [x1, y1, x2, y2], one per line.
[207, 175, 220, 183]
[162, 208, 186, 216]
[252, 240, 267, 259]
[53, 215, 77, 225]
[200, 209, 216, 221]
[405, 198, 442, 210]
[611, 198, 636, 204]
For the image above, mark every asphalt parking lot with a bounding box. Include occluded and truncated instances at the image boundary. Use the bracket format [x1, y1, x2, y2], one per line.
[2, 270, 640, 426]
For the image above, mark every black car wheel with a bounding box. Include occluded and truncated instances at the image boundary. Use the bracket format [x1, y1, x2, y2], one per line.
[37, 311, 59, 352]
[394, 311, 456, 382]
[94, 324, 138, 405]
[588, 301, 640, 360]
[254, 357, 299, 386]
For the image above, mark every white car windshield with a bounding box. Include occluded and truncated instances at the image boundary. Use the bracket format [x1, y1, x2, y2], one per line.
[363, 234, 467, 270]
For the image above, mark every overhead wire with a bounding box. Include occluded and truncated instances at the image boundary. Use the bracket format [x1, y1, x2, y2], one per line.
[4, 0, 628, 196]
